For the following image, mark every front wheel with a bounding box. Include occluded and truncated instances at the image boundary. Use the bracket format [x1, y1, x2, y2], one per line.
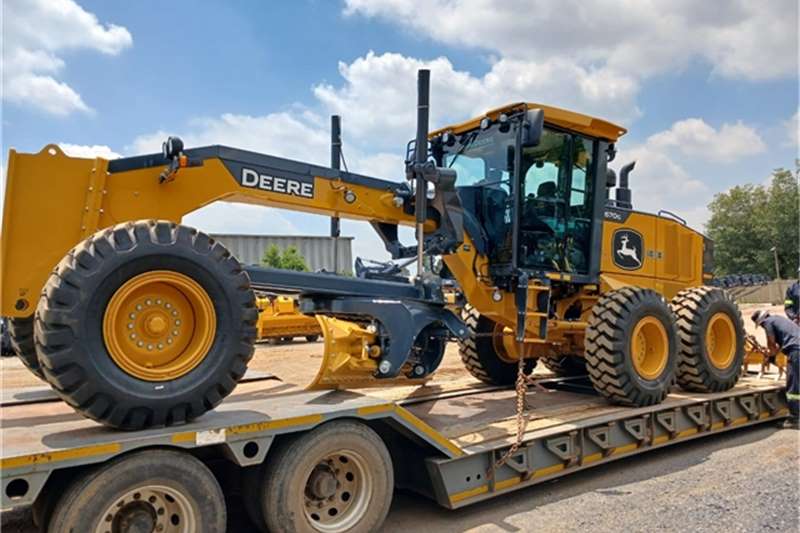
[458, 305, 535, 385]
[35, 220, 257, 429]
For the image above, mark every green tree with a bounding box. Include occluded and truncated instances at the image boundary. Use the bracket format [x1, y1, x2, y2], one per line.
[261, 244, 284, 269]
[706, 164, 799, 278]
[260, 244, 309, 271]
[279, 246, 309, 271]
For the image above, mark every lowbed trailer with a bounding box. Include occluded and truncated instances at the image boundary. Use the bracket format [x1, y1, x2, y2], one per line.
[0, 374, 788, 532]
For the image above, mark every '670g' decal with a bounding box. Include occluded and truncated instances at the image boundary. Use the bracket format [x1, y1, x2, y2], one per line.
[240, 167, 314, 199]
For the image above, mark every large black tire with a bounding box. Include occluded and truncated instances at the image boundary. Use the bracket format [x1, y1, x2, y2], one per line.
[458, 305, 535, 385]
[34, 220, 257, 430]
[8, 316, 43, 379]
[256, 421, 394, 533]
[46, 449, 226, 533]
[585, 287, 678, 406]
[540, 354, 587, 377]
[671, 286, 745, 392]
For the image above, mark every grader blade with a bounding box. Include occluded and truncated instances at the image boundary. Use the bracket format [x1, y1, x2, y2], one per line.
[307, 316, 429, 390]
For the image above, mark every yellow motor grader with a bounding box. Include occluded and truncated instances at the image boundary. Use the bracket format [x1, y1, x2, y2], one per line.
[0, 70, 745, 429]
[255, 294, 321, 343]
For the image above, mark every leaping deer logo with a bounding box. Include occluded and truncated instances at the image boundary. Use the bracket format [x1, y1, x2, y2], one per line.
[616, 234, 641, 267]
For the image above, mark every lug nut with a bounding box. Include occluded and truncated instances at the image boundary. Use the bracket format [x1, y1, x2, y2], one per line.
[378, 360, 391, 374]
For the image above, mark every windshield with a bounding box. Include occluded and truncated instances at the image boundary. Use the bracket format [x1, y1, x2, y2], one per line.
[440, 122, 518, 264]
[438, 119, 598, 275]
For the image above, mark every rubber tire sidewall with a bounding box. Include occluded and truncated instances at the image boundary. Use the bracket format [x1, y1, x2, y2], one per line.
[36, 221, 256, 429]
[617, 292, 678, 397]
[458, 305, 535, 385]
[262, 421, 393, 533]
[673, 287, 745, 392]
[47, 449, 226, 533]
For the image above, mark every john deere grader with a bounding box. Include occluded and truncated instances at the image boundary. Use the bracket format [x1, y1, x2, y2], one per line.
[1, 71, 745, 430]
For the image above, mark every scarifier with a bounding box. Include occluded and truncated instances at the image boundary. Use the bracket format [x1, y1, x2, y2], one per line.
[1, 70, 745, 429]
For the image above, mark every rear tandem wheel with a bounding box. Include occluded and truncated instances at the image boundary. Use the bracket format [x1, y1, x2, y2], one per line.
[45, 449, 226, 533]
[244, 420, 394, 533]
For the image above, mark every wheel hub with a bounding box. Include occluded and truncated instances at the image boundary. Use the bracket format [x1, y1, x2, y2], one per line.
[630, 316, 668, 380]
[103, 271, 216, 381]
[706, 312, 736, 369]
[303, 451, 371, 532]
[308, 465, 339, 499]
[97, 485, 195, 533]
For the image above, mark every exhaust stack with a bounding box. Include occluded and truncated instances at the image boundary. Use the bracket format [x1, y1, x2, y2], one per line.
[414, 69, 431, 277]
[616, 161, 636, 209]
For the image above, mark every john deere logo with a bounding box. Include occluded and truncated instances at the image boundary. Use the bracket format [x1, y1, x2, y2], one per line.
[612, 229, 643, 270]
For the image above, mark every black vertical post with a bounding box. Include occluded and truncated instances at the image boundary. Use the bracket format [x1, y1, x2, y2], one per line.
[414, 69, 430, 278]
[330, 115, 342, 273]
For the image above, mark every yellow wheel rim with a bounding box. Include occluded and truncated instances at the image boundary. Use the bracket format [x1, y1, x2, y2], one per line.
[103, 271, 216, 381]
[705, 312, 736, 369]
[630, 316, 669, 380]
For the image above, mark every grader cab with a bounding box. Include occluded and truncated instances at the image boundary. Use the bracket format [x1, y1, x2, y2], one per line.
[0, 70, 745, 430]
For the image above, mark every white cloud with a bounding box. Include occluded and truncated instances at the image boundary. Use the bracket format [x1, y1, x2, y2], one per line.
[2, 0, 132, 116]
[647, 118, 766, 162]
[612, 117, 766, 230]
[344, 0, 798, 82]
[314, 51, 639, 152]
[130, 111, 330, 164]
[58, 143, 121, 159]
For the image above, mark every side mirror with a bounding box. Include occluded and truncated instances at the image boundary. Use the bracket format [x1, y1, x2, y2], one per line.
[521, 109, 544, 147]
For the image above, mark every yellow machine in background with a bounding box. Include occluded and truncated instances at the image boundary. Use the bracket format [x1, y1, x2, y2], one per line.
[255, 295, 321, 343]
[0, 70, 746, 430]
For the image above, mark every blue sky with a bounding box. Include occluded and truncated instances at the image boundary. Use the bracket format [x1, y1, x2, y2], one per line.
[3, 0, 798, 263]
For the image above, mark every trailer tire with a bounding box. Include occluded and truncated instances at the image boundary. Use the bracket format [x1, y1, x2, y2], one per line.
[540, 354, 586, 377]
[259, 421, 393, 533]
[8, 316, 43, 379]
[585, 287, 678, 406]
[458, 305, 535, 385]
[306, 334, 320, 343]
[34, 220, 257, 430]
[47, 449, 226, 533]
[671, 286, 744, 392]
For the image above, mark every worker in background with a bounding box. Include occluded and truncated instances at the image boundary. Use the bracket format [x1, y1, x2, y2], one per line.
[752, 310, 799, 428]
[786, 268, 799, 324]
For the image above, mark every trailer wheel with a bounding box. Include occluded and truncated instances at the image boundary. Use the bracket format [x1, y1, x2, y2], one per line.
[458, 305, 535, 385]
[8, 316, 43, 379]
[540, 354, 586, 377]
[671, 286, 745, 392]
[47, 449, 226, 533]
[306, 334, 320, 342]
[34, 220, 257, 429]
[259, 421, 393, 533]
[585, 287, 678, 406]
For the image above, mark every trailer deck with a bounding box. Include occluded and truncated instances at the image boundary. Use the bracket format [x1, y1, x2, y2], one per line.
[1, 372, 787, 514]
